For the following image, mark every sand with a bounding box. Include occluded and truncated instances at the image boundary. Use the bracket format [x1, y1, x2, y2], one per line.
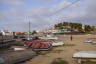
[21, 34, 96, 64]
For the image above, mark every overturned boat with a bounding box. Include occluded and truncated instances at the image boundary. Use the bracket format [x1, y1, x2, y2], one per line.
[0, 50, 36, 64]
[73, 51, 96, 64]
[24, 41, 52, 50]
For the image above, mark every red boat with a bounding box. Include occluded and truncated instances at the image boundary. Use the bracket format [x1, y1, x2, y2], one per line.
[24, 41, 52, 50]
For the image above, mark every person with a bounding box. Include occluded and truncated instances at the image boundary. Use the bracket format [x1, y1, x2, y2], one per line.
[70, 35, 73, 41]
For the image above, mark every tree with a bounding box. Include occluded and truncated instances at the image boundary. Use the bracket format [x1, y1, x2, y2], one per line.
[63, 22, 69, 26]
[54, 24, 58, 29]
[54, 22, 85, 33]
[84, 25, 92, 32]
[32, 30, 37, 35]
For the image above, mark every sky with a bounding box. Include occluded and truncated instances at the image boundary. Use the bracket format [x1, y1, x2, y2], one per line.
[0, 0, 96, 31]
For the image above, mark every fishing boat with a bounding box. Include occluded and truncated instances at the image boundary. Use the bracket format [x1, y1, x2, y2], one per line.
[39, 35, 58, 40]
[52, 41, 64, 46]
[28, 37, 64, 47]
[24, 41, 52, 50]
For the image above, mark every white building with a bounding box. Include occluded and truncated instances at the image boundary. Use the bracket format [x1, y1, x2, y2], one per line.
[0, 30, 13, 35]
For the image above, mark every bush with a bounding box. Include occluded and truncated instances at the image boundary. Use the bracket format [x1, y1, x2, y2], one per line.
[63, 44, 75, 46]
[51, 58, 69, 64]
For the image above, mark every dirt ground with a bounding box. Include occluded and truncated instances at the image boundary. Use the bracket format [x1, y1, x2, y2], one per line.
[21, 34, 96, 64]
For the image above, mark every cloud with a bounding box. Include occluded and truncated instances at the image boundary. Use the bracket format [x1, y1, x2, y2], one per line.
[50, 0, 71, 14]
[32, 0, 53, 2]
[67, 0, 96, 25]
[0, 0, 82, 31]
[0, 0, 25, 6]
[25, 0, 72, 17]
[0, 0, 96, 31]
[49, 0, 96, 25]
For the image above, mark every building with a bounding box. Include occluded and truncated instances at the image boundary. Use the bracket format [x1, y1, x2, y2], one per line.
[0, 30, 13, 35]
[0, 30, 14, 48]
[47, 28, 71, 34]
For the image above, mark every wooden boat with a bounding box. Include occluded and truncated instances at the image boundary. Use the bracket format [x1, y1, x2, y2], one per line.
[24, 41, 52, 50]
[0, 50, 36, 64]
[27, 39, 64, 47]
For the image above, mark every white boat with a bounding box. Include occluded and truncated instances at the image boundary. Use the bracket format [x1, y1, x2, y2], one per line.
[52, 41, 64, 46]
[84, 40, 93, 43]
[14, 47, 26, 51]
[73, 51, 96, 64]
[40, 35, 58, 40]
[73, 51, 96, 59]
[0, 57, 4, 64]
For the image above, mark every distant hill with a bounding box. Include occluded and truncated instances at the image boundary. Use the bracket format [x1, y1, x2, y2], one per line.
[54, 22, 96, 33]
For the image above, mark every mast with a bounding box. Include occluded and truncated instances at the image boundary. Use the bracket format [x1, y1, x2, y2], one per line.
[28, 21, 31, 40]
[29, 21, 30, 34]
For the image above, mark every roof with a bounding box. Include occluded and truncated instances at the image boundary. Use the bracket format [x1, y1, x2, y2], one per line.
[48, 28, 56, 30]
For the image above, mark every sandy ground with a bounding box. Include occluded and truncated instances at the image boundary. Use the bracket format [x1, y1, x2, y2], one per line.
[21, 34, 96, 64]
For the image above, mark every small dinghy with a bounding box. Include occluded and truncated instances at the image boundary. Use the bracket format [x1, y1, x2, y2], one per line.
[84, 40, 93, 43]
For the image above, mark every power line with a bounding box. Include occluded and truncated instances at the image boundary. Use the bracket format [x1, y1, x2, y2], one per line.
[49, 0, 81, 17]
[26, 0, 81, 31]
[43, 0, 81, 29]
